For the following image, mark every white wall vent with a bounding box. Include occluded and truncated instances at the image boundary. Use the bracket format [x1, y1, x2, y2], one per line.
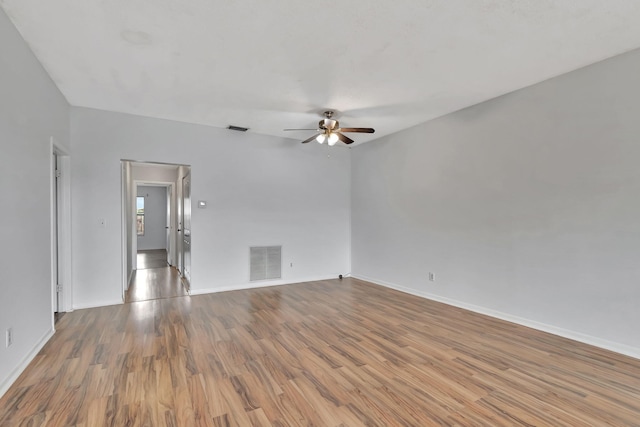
[250, 246, 282, 281]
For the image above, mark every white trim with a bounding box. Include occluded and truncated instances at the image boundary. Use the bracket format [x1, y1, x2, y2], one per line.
[190, 275, 340, 296]
[352, 274, 640, 361]
[72, 300, 124, 310]
[121, 162, 128, 299]
[346, 152, 352, 277]
[0, 329, 54, 399]
[50, 149, 57, 325]
[50, 138, 73, 314]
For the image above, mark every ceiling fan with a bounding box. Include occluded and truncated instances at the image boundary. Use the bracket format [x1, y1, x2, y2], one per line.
[284, 111, 375, 145]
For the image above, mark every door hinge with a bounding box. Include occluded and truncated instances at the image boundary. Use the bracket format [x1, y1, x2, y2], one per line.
[56, 284, 62, 292]
[55, 169, 62, 178]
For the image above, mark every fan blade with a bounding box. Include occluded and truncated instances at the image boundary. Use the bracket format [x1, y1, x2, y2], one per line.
[338, 127, 375, 133]
[336, 132, 354, 145]
[284, 128, 318, 131]
[301, 133, 322, 144]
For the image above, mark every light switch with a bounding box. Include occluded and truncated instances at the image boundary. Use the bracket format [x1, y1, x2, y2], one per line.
[197, 200, 207, 209]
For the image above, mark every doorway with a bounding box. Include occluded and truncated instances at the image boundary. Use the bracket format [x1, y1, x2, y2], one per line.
[51, 141, 71, 323]
[121, 161, 192, 303]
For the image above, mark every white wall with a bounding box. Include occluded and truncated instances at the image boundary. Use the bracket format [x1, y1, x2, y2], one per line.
[132, 164, 179, 183]
[352, 48, 640, 357]
[70, 108, 351, 308]
[136, 186, 167, 250]
[0, 8, 70, 395]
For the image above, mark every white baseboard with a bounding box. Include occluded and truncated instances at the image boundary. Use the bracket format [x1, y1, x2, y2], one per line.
[352, 274, 640, 361]
[190, 275, 340, 296]
[72, 299, 123, 310]
[0, 328, 55, 399]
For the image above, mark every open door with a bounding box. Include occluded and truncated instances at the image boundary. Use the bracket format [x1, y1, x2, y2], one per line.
[181, 172, 191, 291]
[52, 144, 71, 318]
[52, 152, 62, 314]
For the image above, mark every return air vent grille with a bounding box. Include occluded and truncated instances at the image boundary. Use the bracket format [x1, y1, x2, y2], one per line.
[250, 246, 281, 281]
[227, 125, 249, 132]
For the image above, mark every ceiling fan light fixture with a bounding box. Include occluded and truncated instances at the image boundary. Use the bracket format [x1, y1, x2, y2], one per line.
[286, 110, 374, 145]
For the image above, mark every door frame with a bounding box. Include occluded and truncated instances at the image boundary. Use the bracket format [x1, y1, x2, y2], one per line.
[166, 186, 172, 265]
[50, 138, 72, 320]
[120, 160, 190, 301]
[180, 171, 191, 292]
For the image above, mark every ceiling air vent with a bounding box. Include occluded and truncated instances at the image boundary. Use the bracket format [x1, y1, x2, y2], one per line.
[250, 246, 282, 281]
[227, 125, 249, 132]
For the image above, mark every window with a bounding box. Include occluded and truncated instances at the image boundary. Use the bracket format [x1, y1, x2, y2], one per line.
[136, 196, 145, 235]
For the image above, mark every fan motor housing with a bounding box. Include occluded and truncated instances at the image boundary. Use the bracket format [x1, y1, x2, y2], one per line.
[320, 118, 338, 130]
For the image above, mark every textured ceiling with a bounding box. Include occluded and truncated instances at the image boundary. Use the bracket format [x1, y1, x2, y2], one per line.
[3, 0, 640, 144]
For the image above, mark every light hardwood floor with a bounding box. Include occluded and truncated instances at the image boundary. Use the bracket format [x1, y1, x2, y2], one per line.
[126, 250, 188, 303]
[137, 249, 169, 270]
[1, 278, 639, 426]
[126, 267, 188, 303]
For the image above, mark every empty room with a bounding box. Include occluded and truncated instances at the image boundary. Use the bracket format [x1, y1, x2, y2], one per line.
[1, 1, 640, 426]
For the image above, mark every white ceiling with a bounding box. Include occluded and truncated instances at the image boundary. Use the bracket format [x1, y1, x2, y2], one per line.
[3, 0, 640, 144]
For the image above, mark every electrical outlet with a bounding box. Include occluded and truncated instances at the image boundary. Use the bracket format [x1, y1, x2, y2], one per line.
[6, 328, 13, 348]
[428, 272, 435, 282]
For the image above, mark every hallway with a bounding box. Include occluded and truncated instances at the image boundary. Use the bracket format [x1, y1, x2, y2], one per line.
[125, 250, 188, 303]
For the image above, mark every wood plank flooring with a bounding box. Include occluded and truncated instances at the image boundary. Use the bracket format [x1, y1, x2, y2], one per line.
[126, 267, 188, 303]
[126, 250, 188, 303]
[1, 278, 639, 426]
[137, 249, 169, 270]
